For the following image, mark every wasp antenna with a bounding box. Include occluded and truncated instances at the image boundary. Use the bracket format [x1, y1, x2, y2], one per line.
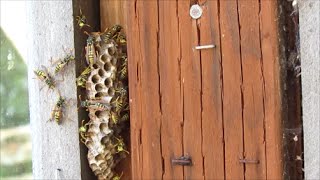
[84, 31, 90, 36]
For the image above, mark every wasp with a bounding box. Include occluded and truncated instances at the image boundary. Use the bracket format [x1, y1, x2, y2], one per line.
[107, 111, 120, 124]
[117, 56, 128, 80]
[111, 96, 128, 112]
[76, 9, 90, 29]
[116, 32, 126, 45]
[34, 66, 55, 90]
[84, 32, 99, 67]
[49, 94, 66, 124]
[101, 25, 122, 42]
[79, 95, 111, 111]
[79, 119, 93, 144]
[114, 86, 128, 97]
[113, 136, 129, 154]
[121, 112, 130, 122]
[112, 172, 123, 180]
[51, 53, 76, 74]
[76, 67, 91, 88]
[118, 64, 128, 80]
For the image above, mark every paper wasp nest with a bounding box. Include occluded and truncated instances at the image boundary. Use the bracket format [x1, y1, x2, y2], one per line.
[83, 34, 128, 180]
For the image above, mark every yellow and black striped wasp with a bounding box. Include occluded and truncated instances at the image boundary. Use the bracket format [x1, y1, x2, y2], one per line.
[101, 25, 122, 43]
[34, 65, 55, 90]
[79, 119, 93, 144]
[117, 55, 128, 80]
[112, 172, 123, 180]
[121, 112, 130, 122]
[51, 54, 76, 75]
[76, 67, 91, 88]
[115, 32, 126, 45]
[49, 92, 67, 125]
[84, 32, 99, 67]
[107, 111, 120, 124]
[76, 9, 90, 29]
[113, 136, 129, 154]
[79, 95, 111, 111]
[111, 96, 128, 113]
[114, 85, 128, 97]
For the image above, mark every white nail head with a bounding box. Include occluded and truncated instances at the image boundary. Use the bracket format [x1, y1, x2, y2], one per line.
[190, 4, 202, 19]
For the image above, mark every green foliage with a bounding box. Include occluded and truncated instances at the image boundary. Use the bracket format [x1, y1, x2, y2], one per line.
[0, 27, 29, 128]
[0, 160, 32, 178]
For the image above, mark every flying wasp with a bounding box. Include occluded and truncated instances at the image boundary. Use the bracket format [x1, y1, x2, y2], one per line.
[34, 65, 55, 90]
[101, 24, 122, 43]
[76, 9, 90, 29]
[113, 136, 129, 154]
[76, 67, 91, 88]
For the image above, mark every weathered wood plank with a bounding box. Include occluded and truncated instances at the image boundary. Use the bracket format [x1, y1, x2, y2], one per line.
[26, 1, 81, 179]
[260, 1, 284, 179]
[177, 1, 204, 179]
[127, 1, 163, 179]
[100, 0, 127, 33]
[219, 0, 245, 179]
[158, 1, 184, 179]
[299, 0, 320, 179]
[238, 0, 267, 179]
[127, 1, 143, 178]
[199, 0, 225, 179]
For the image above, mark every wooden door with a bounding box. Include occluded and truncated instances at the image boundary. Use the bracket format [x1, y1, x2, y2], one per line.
[123, 0, 283, 179]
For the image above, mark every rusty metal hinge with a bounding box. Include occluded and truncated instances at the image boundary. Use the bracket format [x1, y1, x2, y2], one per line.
[171, 156, 192, 166]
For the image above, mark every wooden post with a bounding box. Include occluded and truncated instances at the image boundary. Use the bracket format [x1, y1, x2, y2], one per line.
[126, 0, 284, 179]
[26, 1, 99, 179]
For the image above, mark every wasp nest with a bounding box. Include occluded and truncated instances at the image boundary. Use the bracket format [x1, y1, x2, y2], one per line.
[79, 25, 129, 180]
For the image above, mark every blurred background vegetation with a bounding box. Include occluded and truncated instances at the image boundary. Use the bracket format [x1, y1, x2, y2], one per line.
[0, 28, 29, 128]
[0, 27, 32, 179]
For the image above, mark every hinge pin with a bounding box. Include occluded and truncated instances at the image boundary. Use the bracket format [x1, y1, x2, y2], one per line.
[171, 156, 192, 166]
[239, 159, 260, 164]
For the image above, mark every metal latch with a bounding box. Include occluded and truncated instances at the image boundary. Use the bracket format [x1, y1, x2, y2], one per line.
[171, 156, 192, 166]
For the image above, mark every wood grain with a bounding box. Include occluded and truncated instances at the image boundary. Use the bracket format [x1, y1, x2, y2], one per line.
[177, 1, 204, 179]
[100, 0, 127, 33]
[219, 0, 245, 179]
[260, 1, 284, 179]
[238, 0, 266, 179]
[126, 1, 163, 179]
[199, 0, 225, 179]
[158, 1, 184, 179]
[125, 0, 284, 179]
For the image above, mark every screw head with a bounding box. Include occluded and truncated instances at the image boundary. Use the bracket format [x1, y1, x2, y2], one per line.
[190, 4, 202, 19]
